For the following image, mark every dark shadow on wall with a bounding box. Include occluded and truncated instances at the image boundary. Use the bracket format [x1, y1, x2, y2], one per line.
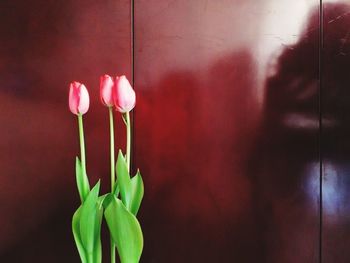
[248, 3, 350, 263]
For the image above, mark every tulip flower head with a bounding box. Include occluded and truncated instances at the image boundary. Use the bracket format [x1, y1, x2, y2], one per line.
[100, 74, 115, 107]
[69, 81, 90, 115]
[113, 75, 136, 113]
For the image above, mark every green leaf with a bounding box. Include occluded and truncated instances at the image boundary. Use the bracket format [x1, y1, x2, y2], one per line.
[113, 182, 120, 196]
[75, 157, 84, 202]
[80, 181, 101, 255]
[101, 187, 121, 211]
[75, 157, 90, 202]
[101, 193, 113, 210]
[72, 207, 88, 263]
[98, 194, 108, 210]
[130, 170, 144, 216]
[72, 182, 103, 263]
[93, 207, 103, 263]
[116, 151, 131, 209]
[105, 197, 143, 263]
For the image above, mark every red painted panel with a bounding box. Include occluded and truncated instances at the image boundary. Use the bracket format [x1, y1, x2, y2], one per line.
[322, 2, 350, 262]
[0, 0, 131, 261]
[134, 0, 320, 262]
[0, 0, 332, 261]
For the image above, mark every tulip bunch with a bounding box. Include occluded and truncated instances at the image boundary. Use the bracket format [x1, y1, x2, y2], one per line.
[69, 75, 144, 263]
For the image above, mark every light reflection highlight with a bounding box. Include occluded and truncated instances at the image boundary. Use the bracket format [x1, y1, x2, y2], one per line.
[306, 161, 350, 223]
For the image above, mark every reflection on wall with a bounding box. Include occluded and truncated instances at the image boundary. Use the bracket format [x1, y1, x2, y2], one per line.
[2, 0, 350, 262]
[307, 161, 350, 223]
[256, 0, 317, 104]
[134, 0, 322, 262]
[249, 3, 321, 262]
[250, 2, 350, 262]
[322, 2, 350, 262]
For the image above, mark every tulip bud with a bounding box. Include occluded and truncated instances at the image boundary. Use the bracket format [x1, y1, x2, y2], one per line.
[100, 74, 114, 107]
[113, 75, 136, 113]
[69, 81, 90, 115]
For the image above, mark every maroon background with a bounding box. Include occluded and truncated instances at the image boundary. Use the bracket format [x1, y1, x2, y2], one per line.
[1, 0, 350, 262]
[0, 0, 131, 261]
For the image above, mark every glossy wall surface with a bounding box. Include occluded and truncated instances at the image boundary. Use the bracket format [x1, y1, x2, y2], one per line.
[0, 0, 349, 262]
[322, 2, 350, 263]
[0, 0, 131, 261]
[134, 0, 320, 262]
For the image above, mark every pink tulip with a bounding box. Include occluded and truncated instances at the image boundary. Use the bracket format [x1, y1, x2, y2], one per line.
[100, 74, 114, 107]
[69, 81, 90, 115]
[113, 75, 136, 113]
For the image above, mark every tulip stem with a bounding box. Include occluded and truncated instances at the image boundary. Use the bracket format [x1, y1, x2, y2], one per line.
[78, 114, 87, 178]
[108, 107, 116, 263]
[109, 107, 116, 191]
[126, 111, 131, 172]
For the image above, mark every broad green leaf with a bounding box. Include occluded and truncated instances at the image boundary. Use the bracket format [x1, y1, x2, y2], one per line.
[101, 193, 113, 210]
[93, 207, 103, 263]
[80, 181, 101, 254]
[98, 194, 108, 210]
[72, 206, 88, 263]
[116, 151, 131, 208]
[113, 182, 120, 196]
[75, 157, 90, 202]
[73, 182, 103, 263]
[75, 157, 84, 202]
[130, 170, 144, 216]
[105, 197, 143, 263]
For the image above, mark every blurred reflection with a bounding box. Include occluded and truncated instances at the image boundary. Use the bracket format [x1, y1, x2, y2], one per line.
[307, 161, 350, 221]
[322, 2, 350, 262]
[135, 51, 260, 262]
[249, 2, 350, 262]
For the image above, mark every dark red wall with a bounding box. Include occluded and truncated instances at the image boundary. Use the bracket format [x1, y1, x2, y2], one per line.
[1, 0, 350, 262]
[0, 0, 131, 261]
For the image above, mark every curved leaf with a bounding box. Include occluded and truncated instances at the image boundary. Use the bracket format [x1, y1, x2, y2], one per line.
[72, 206, 88, 263]
[130, 170, 144, 216]
[75, 157, 90, 202]
[113, 183, 120, 196]
[105, 197, 143, 263]
[98, 194, 108, 210]
[80, 181, 101, 254]
[93, 207, 103, 263]
[116, 151, 131, 208]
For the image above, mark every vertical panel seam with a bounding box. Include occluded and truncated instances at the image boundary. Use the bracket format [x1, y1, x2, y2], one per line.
[131, 0, 135, 174]
[319, 1, 323, 263]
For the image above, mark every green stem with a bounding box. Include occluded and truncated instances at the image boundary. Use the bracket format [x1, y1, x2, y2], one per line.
[109, 107, 116, 263]
[109, 107, 115, 191]
[126, 111, 131, 172]
[78, 114, 87, 179]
